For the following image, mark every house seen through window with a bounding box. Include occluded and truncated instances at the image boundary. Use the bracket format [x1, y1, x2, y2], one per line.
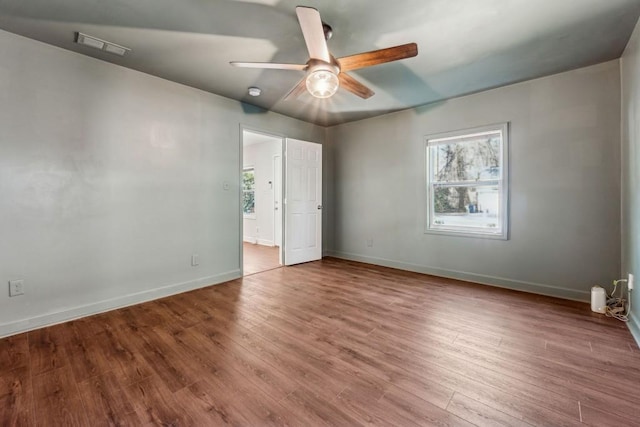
[425, 123, 509, 239]
[243, 167, 255, 216]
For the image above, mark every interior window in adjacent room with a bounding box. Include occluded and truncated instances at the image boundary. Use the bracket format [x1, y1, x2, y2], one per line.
[243, 167, 256, 217]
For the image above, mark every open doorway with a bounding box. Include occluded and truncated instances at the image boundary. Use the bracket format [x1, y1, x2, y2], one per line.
[242, 129, 283, 276]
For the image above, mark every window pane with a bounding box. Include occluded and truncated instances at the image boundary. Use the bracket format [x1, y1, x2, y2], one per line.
[242, 168, 256, 215]
[243, 191, 255, 214]
[430, 134, 501, 183]
[426, 123, 508, 239]
[432, 185, 501, 231]
[243, 169, 255, 191]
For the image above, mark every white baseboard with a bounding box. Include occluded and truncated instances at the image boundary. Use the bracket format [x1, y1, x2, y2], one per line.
[243, 237, 275, 247]
[0, 269, 241, 339]
[629, 312, 640, 349]
[326, 250, 590, 302]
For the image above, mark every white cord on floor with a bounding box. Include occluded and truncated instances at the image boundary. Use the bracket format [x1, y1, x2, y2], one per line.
[605, 279, 631, 322]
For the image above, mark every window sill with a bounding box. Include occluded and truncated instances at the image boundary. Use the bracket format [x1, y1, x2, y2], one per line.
[424, 227, 508, 240]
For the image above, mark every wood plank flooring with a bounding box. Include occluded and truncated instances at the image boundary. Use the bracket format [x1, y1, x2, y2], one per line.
[1, 258, 639, 426]
[243, 242, 281, 276]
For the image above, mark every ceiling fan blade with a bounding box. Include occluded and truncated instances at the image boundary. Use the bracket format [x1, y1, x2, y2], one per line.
[337, 43, 418, 72]
[339, 73, 374, 99]
[230, 62, 307, 71]
[296, 6, 331, 63]
[283, 78, 308, 100]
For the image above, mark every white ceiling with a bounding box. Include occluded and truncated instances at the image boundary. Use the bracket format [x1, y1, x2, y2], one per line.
[1, 0, 638, 126]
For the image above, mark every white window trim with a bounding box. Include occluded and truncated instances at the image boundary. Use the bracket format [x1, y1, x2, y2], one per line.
[424, 122, 510, 240]
[243, 166, 256, 219]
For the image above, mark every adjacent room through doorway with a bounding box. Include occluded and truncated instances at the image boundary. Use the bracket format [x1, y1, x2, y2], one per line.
[242, 129, 283, 275]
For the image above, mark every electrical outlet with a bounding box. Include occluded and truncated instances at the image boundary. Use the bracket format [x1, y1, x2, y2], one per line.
[9, 279, 24, 297]
[366, 238, 374, 248]
[629, 273, 634, 291]
[191, 254, 199, 267]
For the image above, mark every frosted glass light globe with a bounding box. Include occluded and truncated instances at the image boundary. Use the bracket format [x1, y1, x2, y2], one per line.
[306, 70, 339, 98]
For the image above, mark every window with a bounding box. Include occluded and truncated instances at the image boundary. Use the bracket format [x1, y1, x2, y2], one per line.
[242, 167, 255, 217]
[425, 123, 509, 239]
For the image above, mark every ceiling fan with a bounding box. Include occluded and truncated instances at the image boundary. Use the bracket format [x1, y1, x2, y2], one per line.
[230, 6, 418, 100]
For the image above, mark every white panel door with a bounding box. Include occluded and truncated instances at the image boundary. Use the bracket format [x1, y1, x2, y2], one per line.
[284, 138, 322, 265]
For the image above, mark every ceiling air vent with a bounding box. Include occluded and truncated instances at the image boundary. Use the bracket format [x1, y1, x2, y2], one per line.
[75, 32, 130, 57]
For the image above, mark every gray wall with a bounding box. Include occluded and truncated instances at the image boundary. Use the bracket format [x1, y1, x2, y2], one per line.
[621, 20, 640, 342]
[0, 30, 326, 337]
[0, 25, 630, 338]
[326, 60, 621, 301]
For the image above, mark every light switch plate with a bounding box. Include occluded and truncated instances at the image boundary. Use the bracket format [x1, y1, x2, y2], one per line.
[9, 279, 24, 297]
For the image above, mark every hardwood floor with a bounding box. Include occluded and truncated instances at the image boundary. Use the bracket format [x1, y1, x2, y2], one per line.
[1, 258, 639, 426]
[243, 242, 281, 276]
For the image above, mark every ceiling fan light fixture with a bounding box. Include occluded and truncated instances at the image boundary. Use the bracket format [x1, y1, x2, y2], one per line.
[230, 7, 417, 101]
[306, 69, 339, 98]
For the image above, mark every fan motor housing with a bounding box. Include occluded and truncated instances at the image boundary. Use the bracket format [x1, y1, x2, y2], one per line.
[306, 58, 340, 75]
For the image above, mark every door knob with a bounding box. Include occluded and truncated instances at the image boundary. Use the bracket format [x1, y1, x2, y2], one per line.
[317, 205, 323, 210]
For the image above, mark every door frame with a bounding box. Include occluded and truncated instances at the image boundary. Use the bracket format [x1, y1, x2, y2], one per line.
[273, 153, 283, 250]
[239, 125, 285, 276]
